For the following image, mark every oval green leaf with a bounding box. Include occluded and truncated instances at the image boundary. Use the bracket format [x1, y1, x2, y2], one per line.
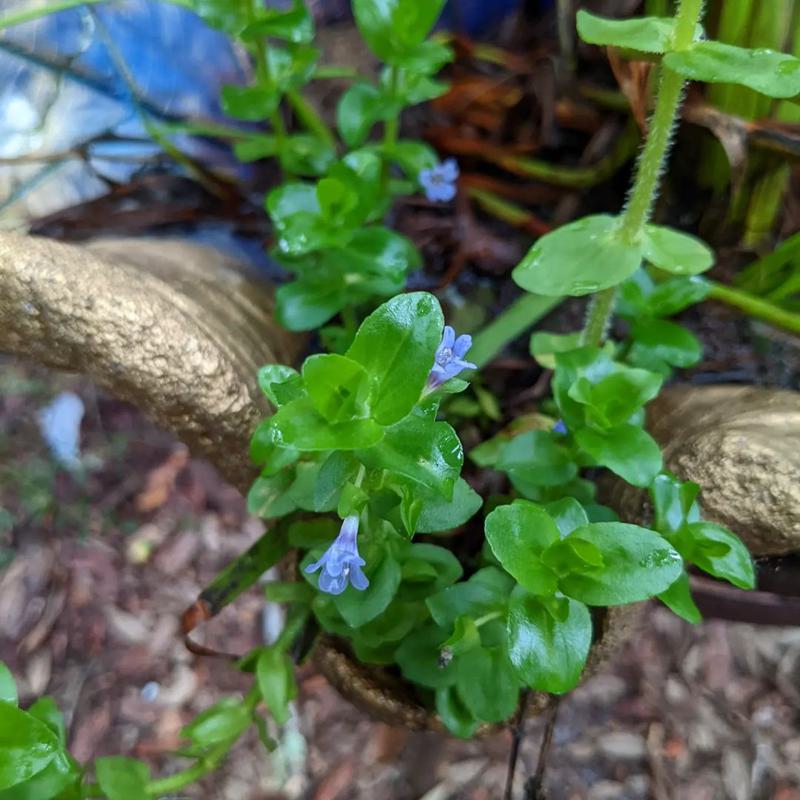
[642, 224, 714, 275]
[664, 41, 800, 100]
[512, 215, 643, 297]
[507, 592, 592, 694]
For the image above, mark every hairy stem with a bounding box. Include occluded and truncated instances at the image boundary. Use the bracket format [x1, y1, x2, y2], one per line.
[582, 0, 705, 345]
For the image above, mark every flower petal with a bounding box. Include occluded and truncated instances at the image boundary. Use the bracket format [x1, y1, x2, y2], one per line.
[349, 562, 370, 591]
[441, 326, 455, 349]
[304, 558, 325, 574]
[319, 570, 348, 595]
[453, 334, 472, 358]
[441, 159, 460, 182]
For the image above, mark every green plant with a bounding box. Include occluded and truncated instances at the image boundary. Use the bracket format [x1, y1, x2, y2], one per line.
[5, 0, 800, 795]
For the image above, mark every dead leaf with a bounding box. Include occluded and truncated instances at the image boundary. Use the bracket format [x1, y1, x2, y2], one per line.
[135, 446, 189, 513]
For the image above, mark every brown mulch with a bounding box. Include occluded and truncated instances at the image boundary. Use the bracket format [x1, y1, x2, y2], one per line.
[1, 361, 800, 800]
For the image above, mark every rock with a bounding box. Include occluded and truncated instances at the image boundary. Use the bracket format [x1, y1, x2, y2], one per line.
[588, 780, 627, 800]
[599, 731, 647, 762]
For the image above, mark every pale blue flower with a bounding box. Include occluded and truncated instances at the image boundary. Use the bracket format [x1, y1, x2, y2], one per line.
[552, 419, 568, 435]
[428, 325, 477, 389]
[419, 158, 459, 202]
[305, 514, 369, 596]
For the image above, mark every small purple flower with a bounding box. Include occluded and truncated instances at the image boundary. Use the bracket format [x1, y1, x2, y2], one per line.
[428, 325, 477, 389]
[304, 514, 369, 596]
[552, 419, 568, 435]
[419, 159, 459, 202]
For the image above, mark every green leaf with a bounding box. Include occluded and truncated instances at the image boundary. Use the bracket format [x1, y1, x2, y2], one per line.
[426, 567, 513, 629]
[664, 41, 800, 100]
[415, 478, 483, 533]
[248, 470, 297, 519]
[651, 473, 701, 535]
[507, 591, 592, 694]
[435, 687, 480, 739]
[347, 292, 443, 425]
[221, 85, 279, 121]
[484, 502, 561, 596]
[576, 10, 692, 53]
[359, 413, 462, 499]
[684, 522, 755, 589]
[188, 0, 250, 34]
[264, 581, 314, 604]
[288, 518, 340, 548]
[302, 354, 372, 423]
[543, 498, 589, 538]
[272, 397, 384, 451]
[629, 318, 702, 370]
[279, 135, 336, 177]
[324, 228, 420, 298]
[575, 425, 663, 488]
[313, 452, 360, 512]
[257, 365, 300, 408]
[0, 752, 78, 800]
[337, 83, 385, 147]
[658, 572, 701, 624]
[494, 430, 578, 487]
[398, 543, 463, 599]
[555, 347, 663, 430]
[530, 331, 581, 369]
[333, 553, 402, 627]
[26, 700, 65, 745]
[95, 757, 149, 800]
[513, 215, 642, 297]
[642, 224, 715, 276]
[0, 702, 59, 791]
[396, 624, 458, 689]
[181, 699, 251, 747]
[456, 647, 520, 723]
[276, 280, 346, 332]
[391, 140, 439, 179]
[644, 276, 710, 317]
[241, 0, 314, 42]
[353, 0, 447, 63]
[559, 523, 683, 606]
[257, 648, 297, 725]
[0, 664, 15, 706]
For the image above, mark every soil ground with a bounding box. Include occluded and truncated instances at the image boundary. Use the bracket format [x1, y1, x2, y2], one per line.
[2, 360, 799, 800]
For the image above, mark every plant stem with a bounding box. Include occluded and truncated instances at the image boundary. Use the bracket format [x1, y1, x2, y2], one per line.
[381, 67, 401, 188]
[618, 0, 704, 241]
[581, 0, 705, 346]
[286, 88, 336, 150]
[707, 281, 800, 334]
[249, 0, 289, 173]
[146, 688, 261, 797]
[580, 287, 617, 347]
[470, 294, 562, 367]
[274, 607, 311, 651]
[0, 0, 107, 28]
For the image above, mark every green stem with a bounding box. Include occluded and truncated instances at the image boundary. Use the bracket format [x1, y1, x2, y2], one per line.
[618, 0, 704, 241]
[249, 0, 289, 173]
[470, 294, 562, 367]
[286, 88, 336, 150]
[0, 0, 193, 29]
[381, 67, 401, 187]
[580, 287, 617, 347]
[274, 607, 310, 652]
[473, 610, 502, 627]
[0, 0, 107, 28]
[707, 281, 800, 334]
[146, 688, 261, 797]
[581, 0, 704, 345]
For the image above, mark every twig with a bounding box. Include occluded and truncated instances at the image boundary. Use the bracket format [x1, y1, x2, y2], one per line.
[504, 690, 531, 800]
[524, 696, 561, 800]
